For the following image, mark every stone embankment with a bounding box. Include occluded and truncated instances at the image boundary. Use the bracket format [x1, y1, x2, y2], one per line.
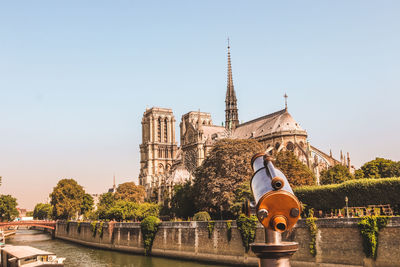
[55, 217, 400, 267]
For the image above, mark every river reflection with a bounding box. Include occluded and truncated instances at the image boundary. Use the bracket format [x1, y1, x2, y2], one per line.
[7, 230, 228, 267]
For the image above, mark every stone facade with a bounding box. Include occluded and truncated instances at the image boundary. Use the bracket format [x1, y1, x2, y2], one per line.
[138, 107, 178, 201]
[138, 45, 354, 201]
[55, 217, 400, 267]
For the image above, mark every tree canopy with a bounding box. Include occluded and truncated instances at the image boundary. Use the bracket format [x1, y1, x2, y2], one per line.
[168, 181, 196, 219]
[33, 203, 52, 220]
[98, 199, 159, 221]
[193, 139, 264, 218]
[50, 179, 85, 220]
[320, 164, 353, 185]
[358, 158, 400, 179]
[0, 195, 19, 221]
[80, 193, 94, 215]
[114, 182, 145, 203]
[274, 150, 315, 187]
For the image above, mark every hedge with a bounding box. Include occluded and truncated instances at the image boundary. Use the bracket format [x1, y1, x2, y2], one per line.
[294, 177, 400, 213]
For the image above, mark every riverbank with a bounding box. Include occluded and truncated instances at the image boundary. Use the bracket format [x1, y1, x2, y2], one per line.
[9, 229, 227, 267]
[55, 217, 400, 267]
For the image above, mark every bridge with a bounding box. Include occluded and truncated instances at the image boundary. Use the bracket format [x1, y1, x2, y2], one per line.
[0, 220, 56, 230]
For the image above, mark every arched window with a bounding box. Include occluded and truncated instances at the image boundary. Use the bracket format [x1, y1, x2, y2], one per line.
[165, 148, 168, 158]
[164, 118, 168, 143]
[275, 142, 280, 150]
[286, 142, 294, 151]
[158, 118, 162, 142]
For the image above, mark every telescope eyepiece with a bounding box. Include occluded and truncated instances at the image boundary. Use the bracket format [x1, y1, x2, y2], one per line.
[271, 177, 284, 190]
[271, 215, 287, 233]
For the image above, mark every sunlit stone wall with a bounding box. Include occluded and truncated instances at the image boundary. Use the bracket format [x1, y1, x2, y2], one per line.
[55, 217, 400, 267]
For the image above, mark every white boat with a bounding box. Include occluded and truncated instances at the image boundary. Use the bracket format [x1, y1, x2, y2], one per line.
[0, 245, 65, 267]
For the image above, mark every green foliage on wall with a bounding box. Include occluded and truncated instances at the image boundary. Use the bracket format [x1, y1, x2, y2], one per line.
[140, 216, 161, 255]
[305, 209, 318, 257]
[207, 221, 215, 239]
[236, 214, 258, 252]
[97, 221, 104, 238]
[226, 220, 232, 242]
[91, 221, 98, 237]
[358, 216, 389, 259]
[193, 211, 211, 221]
[294, 178, 400, 213]
[66, 221, 71, 233]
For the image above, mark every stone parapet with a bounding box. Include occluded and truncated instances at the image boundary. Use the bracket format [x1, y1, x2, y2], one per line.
[55, 217, 400, 267]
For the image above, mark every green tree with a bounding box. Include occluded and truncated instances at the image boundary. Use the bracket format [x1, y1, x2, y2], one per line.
[169, 182, 196, 219]
[230, 181, 252, 217]
[114, 182, 145, 203]
[33, 203, 52, 220]
[50, 179, 85, 220]
[0, 195, 19, 221]
[354, 169, 365, 179]
[134, 202, 159, 221]
[360, 158, 396, 178]
[320, 164, 353, 185]
[274, 150, 315, 187]
[26, 211, 34, 217]
[193, 139, 264, 218]
[80, 194, 94, 215]
[97, 192, 116, 220]
[386, 161, 400, 177]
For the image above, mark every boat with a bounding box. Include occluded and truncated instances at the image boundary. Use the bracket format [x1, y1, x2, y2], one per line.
[0, 245, 65, 266]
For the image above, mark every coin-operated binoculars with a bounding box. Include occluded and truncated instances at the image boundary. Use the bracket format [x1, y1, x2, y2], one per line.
[250, 153, 301, 267]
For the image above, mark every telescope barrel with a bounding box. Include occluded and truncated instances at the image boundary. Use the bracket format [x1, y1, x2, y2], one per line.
[250, 153, 301, 232]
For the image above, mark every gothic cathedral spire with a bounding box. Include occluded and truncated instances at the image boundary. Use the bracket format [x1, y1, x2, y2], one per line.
[225, 40, 239, 130]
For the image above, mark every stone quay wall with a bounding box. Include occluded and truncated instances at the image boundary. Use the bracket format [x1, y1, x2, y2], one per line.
[55, 217, 400, 267]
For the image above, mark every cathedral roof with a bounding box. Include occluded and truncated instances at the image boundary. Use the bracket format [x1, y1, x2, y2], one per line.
[167, 165, 191, 184]
[232, 109, 306, 139]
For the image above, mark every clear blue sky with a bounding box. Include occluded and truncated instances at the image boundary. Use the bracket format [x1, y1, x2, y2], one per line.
[1, 1, 399, 209]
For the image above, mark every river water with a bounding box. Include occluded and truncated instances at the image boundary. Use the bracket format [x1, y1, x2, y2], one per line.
[7, 230, 228, 267]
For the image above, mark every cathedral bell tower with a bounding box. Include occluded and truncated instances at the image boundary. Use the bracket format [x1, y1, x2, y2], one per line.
[138, 107, 177, 198]
[225, 41, 239, 130]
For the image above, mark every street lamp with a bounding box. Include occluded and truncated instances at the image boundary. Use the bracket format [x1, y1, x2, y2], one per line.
[345, 196, 349, 218]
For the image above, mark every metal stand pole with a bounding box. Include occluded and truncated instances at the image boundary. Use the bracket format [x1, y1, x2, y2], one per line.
[251, 229, 298, 267]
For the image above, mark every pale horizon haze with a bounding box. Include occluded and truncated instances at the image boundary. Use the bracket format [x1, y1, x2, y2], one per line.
[1, 1, 399, 210]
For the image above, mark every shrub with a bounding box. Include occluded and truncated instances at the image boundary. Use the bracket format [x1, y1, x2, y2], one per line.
[97, 222, 104, 238]
[207, 221, 215, 238]
[140, 216, 161, 255]
[236, 214, 258, 252]
[358, 216, 389, 259]
[91, 221, 98, 237]
[193, 211, 211, 221]
[306, 209, 318, 257]
[294, 178, 400, 213]
[226, 220, 232, 242]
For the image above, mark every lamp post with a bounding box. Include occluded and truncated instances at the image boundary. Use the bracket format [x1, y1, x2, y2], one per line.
[345, 196, 349, 218]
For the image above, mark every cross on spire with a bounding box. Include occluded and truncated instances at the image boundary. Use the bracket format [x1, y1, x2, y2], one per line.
[284, 93, 288, 110]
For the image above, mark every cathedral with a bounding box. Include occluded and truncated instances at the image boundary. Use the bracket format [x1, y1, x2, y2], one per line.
[138, 45, 354, 202]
